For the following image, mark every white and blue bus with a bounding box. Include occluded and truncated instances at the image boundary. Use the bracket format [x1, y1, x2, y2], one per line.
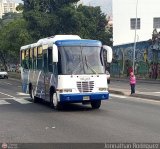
[20, 35, 112, 110]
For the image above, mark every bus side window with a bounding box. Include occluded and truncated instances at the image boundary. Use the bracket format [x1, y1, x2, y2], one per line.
[21, 50, 25, 68]
[33, 47, 37, 70]
[48, 48, 53, 72]
[37, 46, 43, 70]
[29, 48, 33, 69]
[43, 49, 48, 73]
[57, 51, 62, 74]
[24, 49, 29, 69]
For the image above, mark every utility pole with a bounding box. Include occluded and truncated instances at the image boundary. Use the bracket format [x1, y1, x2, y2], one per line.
[133, 0, 138, 74]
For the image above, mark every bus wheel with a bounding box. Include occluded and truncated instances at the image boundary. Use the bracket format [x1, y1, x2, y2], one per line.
[30, 86, 37, 103]
[91, 100, 101, 109]
[50, 92, 62, 110]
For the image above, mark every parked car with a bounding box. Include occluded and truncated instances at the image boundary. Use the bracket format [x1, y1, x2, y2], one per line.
[106, 70, 110, 84]
[8, 65, 16, 72]
[0, 69, 8, 79]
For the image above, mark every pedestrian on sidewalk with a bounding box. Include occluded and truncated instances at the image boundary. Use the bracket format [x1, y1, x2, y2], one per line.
[130, 72, 136, 94]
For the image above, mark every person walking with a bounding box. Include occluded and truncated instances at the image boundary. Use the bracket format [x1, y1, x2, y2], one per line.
[130, 72, 136, 94]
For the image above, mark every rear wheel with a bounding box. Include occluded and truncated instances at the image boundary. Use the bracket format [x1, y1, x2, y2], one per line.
[91, 100, 101, 109]
[29, 85, 37, 103]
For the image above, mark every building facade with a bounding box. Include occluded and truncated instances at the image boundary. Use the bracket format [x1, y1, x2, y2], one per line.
[0, 0, 18, 18]
[112, 0, 160, 79]
[113, 0, 160, 46]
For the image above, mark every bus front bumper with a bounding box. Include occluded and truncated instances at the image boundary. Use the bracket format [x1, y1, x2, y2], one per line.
[59, 92, 109, 103]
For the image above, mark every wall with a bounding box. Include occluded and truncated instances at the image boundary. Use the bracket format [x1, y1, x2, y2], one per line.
[111, 40, 160, 79]
[113, 0, 160, 46]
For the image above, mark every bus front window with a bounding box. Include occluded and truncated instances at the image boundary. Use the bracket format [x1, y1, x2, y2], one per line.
[59, 46, 104, 75]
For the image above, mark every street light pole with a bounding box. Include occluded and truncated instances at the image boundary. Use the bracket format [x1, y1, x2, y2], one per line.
[133, 0, 138, 74]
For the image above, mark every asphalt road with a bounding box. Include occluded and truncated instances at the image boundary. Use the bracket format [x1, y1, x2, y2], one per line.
[0, 78, 160, 144]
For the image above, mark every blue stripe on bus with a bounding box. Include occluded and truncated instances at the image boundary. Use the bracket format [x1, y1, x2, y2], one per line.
[55, 40, 102, 47]
[59, 92, 109, 103]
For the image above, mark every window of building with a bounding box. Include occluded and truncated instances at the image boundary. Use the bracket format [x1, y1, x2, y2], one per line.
[153, 18, 160, 28]
[130, 18, 140, 30]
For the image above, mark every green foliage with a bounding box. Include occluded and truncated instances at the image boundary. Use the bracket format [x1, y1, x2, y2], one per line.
[0, 19, 32, 68]
[0, 12, 22, 29]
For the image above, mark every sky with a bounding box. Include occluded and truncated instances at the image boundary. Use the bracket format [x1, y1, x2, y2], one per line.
[80, 0, 112, 15]
[13, 0, 112, 15]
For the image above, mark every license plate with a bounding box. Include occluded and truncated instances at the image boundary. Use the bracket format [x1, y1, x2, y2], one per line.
[83, 96, 90, 101]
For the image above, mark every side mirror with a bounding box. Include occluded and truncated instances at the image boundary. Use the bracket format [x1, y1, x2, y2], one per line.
[52, 44, 58, 62]
[103, 45, 113, 63]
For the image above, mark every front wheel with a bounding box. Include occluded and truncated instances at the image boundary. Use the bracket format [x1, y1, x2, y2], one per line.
[50, 92, 63, 110]
[91, 100, 101, 109]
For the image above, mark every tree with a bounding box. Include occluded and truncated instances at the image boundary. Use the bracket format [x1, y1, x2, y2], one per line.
[22, 0, 112, 46]
[0, 19, 32, 69]
[0, 12, 22, 29]
[77, 5, 112, 45]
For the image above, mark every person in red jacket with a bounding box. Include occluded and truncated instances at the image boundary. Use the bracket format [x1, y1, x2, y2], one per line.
[130, 72, 136, 94]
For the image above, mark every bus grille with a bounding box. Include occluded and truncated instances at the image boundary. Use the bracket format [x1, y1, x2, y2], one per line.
[77, 81, 94, 93]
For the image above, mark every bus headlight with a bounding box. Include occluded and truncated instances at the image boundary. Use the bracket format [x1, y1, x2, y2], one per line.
[99, 88, 107, 91]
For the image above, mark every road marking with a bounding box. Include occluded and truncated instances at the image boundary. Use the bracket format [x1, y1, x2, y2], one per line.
[0, 91, 14, 98]
[153, 92, 160, 94]
[16, 92, 29, 96]
[128, 96, 160, 104]
[13, 98, 32, 104]
[0, 98, 13, 100]
[111, 93, 160, 105]
[110, 94, 127, 98]
[3, 82, 12, 85]
[0, 100, 10, 105]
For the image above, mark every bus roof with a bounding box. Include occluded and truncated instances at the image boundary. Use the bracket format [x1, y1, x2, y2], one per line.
[37, 35, 81, 45]
[20, 35, 81, 50]
[55, 39, 102, 47]
[20, 44, 31, 50]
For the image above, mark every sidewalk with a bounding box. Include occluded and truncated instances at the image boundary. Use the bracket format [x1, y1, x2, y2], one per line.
[109, 77, 160, 101]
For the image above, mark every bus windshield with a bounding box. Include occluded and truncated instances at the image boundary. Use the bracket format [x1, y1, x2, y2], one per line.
[59, 46, 104, 75]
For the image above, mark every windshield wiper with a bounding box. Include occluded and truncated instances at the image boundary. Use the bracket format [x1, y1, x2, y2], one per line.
[85, 56, 98, 74]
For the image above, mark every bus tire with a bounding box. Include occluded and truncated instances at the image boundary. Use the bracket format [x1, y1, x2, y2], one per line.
[91, 100, 101, 109]
[29, 85, 37, 103]
[50, 92, 62, 110]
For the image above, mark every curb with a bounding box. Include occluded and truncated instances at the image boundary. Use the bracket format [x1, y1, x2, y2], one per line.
[131, 94, 160, 101]
[109, 89, 129, 96]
